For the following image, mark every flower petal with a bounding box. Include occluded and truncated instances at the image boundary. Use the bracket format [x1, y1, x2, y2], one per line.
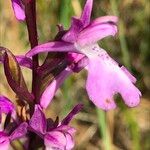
[77, 22, 117, 46]
[121, 66, 136, 83]
[44, 131, 66, 149]
[67, 53, 88, 72]
[80, 0, 93, 26]
[57, 125, 76, 135]
[65, 132, 75, 150]
[86, 45, 141, 110]
[0, 132, 10, 150]
[29, 105, 47, 135]
[15, 55, 32, 69]
[61, 104, 83, 125]
[91, 16, 118, 26]
[26, 41, 77, 57]
[10, 122, 28, 141]
[56, 126, 76, 150]
[62, 17, 84, 43]
[0, 96, 14, 114]
[11, 0, 25, 21]
[40, 69, 72, 109]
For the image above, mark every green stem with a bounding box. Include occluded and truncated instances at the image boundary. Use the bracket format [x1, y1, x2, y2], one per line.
[97, 109, 111, 150]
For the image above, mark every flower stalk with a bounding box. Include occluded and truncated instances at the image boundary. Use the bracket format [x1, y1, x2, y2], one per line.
[24, 1, 39, 149]
[24, 0, 39, 102]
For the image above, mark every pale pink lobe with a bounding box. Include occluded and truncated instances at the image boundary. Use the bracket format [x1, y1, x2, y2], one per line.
[40, 69, 72, 109]
[0, 132, 10, 150]
[121, 66, 136, 83]
[65, 133, 75, 150]
[86, 45, 141, 110]
[44, 131, 66, 150]
[11, 0, 25, 21]
[45, 125, 75, 150]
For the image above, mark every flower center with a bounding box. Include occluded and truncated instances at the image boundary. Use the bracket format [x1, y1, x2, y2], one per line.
[75, 43, 105, 58]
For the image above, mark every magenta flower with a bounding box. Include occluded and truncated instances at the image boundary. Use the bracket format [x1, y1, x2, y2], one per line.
[26, 0, 141, 110]
[0, 96, 28, 150]
[11, 0, 25, 21]
[29, 104, 83, 149]
[0, 122, 28, 150]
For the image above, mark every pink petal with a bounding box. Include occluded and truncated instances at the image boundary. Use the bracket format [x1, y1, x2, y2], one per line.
[80, 0, 93, 26]
[0, 132, 10, 150]
[10, 122, 28, 141]
[29, 105, 47, 135]
[26, 41, 77, 57]
[91, 16, 118, 26]
[44, 131, 66, 149]
[65, 133, 75, 150]
[62, 17, 84, 43]
[67, 53, 88, 72]
[15, 55, 32, 69]
[40, 69, 72, 109]
[86, 47, 141, 110]
[77, 23, 117, 46]
[0, 96, 15, 114]
[67, 53, 85, 63]
[57, 125, 76, 136]
[121, 66, 136, 83]
[11, 0, 25, 21]
[61, 104, 83, 125]
[56, 125, 75, 149]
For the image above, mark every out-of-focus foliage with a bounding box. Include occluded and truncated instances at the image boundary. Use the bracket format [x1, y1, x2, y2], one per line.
[0, 0, 150, 150]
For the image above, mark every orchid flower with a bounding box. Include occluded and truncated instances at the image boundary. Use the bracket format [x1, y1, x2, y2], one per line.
[26, 0, 141, 110]
[0, 96, 28, 150]
[0, 122, 28, 150]
[29, 104, 83, 150]
[11, 0, 25, 21]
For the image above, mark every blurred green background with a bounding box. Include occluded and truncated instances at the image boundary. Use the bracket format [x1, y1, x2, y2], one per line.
[0, 0, 150, 150]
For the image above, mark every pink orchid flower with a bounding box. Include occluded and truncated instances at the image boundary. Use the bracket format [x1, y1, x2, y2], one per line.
[26, 0, 141, 110]
[29, 104, 83, 150]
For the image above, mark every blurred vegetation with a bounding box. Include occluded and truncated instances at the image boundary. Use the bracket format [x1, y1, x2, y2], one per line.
[0, 0, 150, 150]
